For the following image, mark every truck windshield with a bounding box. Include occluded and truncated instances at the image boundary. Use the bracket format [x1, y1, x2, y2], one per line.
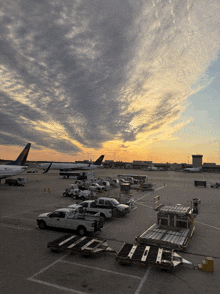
[111, 199, 119, 205]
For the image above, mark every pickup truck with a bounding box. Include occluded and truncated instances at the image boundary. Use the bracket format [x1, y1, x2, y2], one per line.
[37, 207, 104, 236]
[69, 197, 130, 219]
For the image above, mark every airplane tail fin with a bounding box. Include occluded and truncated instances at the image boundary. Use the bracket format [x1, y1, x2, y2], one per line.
[42, 163, 52, 174]
[7, 143, 31, 166]
[93, 155, 104, 166]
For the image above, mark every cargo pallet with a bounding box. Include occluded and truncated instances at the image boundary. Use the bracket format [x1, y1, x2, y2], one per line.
[47, 234, 115, 256]
[136, 223, 195, 251]
[115, 243, 184, 269]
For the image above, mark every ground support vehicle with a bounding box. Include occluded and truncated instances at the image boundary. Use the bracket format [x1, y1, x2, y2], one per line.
[137, 181, 155, 191]
[88, 183, 106, 191]
[47, 234, 115, 256]
[63, 185, 80, 197]
[194, 180, 206, 187]
[59, 171, 95, 180]
[112, 183, 134, 208]
[115, 243, 191, 270]
[106, 177, 120, 188]
[69, 197, 130, 219]
[37, 207, 104, 236]
[26, 169, 38, 173]
[210, 182, 220, 188]
[5, 177, 27, 186]
[63, 186, 96, 200]
[95, 179, 110, 190]
[136, 204, 199, 251]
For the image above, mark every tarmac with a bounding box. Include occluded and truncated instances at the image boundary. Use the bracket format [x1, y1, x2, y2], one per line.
[1, 168, 220, 294]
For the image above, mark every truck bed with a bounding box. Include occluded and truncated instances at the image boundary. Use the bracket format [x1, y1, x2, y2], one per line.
[136, 223, 195, 251]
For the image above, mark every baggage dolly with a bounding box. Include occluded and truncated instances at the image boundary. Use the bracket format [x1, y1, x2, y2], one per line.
[47, 234, 115, 256]
[115, 243, 191, 270]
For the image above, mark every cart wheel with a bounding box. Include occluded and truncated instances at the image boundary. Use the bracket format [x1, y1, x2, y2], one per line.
[39, 221, 46, 229]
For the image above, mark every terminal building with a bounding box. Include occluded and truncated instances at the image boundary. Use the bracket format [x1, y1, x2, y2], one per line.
[192, 155, 203, 167]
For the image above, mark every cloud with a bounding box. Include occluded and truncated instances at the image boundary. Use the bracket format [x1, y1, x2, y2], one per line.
[0, 0, 220, 155]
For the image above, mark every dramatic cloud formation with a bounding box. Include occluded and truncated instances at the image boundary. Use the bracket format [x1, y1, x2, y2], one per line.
[1, 0, 220, 157]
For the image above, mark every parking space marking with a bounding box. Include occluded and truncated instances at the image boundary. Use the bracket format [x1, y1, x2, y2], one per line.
[27, 278, 86, 294]
[0, 202, 68, 218]
[61, 260, 142, 280]
[135, 202, 154, 209]
[28, 253, 68, 279]
[0, 224, 33, 231]
[134, 268, 150, 294]
[1, 216, 36, 222]
[154, 185, 166, 191]
[135, 194, 154, 202]
[195, 221, 220, 231]
[27, 256, 143, 294]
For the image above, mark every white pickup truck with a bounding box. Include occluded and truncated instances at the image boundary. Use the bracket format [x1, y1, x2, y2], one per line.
[63, 185, 96, 200]
[69, 197, 130, 219]
[37, 207, 104, 236]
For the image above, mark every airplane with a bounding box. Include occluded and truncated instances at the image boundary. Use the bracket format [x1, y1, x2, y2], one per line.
[38, 155, 105, 171]
[148, 166, 158, 171]
[0, 143, 31, 180]
[183, 166, 202, 173]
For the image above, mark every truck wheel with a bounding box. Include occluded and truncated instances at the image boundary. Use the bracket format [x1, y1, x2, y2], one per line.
[77, 226, 87, 236]
[100, 213, 106, 219]
[39, 221, 46, 229]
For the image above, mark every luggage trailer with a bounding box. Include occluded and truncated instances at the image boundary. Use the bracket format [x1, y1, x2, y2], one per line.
[47, 234, 115, 256]
[48, 234, 192, 270]
[136, 203, 200, 251]
[115, 243, 190, 270]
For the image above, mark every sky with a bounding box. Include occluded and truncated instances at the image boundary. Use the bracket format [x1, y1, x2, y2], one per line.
[1, 0, 220, 164]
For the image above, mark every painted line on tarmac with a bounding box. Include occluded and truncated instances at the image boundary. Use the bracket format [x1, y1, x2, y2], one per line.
[130, 206, 138, 212]
[27, 278, 86, 294]
[134, 267, 150, 294]
[195, 221, 220, 231]
[135, 202, 154, 209]
[0, 202, 68, 218]
[154, 185, 166, 191]
[0, 224, 33, 231]
[135, 194, 155, 202]
[1, 216, 35, 222]
[61, 260, 142, 280]
[28, 253, 68, 279]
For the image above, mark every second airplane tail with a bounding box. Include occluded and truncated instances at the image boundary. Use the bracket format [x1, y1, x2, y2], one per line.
[7, 143, 31, 166]
[93, 155, 104, 166]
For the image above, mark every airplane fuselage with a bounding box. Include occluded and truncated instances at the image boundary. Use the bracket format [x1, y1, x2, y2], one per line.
[0, 165, 28, 179]
[38, 162, 100, 170]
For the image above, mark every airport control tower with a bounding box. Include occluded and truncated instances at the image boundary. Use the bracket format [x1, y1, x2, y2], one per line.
[192, 155, 203, 167]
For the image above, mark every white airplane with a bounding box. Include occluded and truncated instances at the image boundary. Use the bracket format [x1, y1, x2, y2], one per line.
[0, 143, 31, 180]
[148, 166, 158, 171]
[183, 166, 202, 173]
[38, 155, 105, 171]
